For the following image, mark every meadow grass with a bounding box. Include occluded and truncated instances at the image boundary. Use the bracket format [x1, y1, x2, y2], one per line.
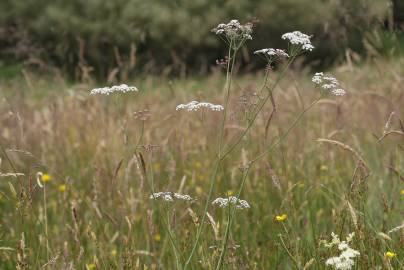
[0, 52, 403, 268]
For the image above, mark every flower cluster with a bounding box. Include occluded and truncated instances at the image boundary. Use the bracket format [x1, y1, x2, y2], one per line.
[254, 48, 289, 59]
[312, 73, 346, 96]
[150, 192, 193, 202]
[90, 84, 138, 95]
[282, 31, 314, 51]
[212, 196, 250, 209]
[212, 20, 253, 41]
[323, 232, 360, 270]
[176, 101, 224, 112]
[275, 214, 287, 222]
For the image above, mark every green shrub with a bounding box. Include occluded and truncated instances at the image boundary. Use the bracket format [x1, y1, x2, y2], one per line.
[0, 0, 389, 79]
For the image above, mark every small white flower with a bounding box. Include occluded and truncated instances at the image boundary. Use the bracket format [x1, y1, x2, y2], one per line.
[282, 31, 314, 51]
[176, 101, 224, 112]
[90, 84, 138, 95]
[173, 193, 193, 201]
[212, 196, 250, 209]
[324, 232, 360, 270]
[254, 48, 289, 59]
[212, 19, 253, 40]
[312, 73, 346, 96]
[150, 192, 193, 202]
[331, 88, 346, 96]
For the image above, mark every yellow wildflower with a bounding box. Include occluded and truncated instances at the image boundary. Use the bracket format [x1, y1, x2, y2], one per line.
[58, 184, 66, 193]
[86, 263, 96, 270]
[195, 186, 203, 195]
[154, 233, 161, 242]
[401, 189, 404, 195]
[385, 251, 396, 258]
[320, 165, 328, 171]
[275, 214, 287, 222]
[226, 190, 234, 196]
[153, 163, 161, 171]
[41, 173, 52, 182]
[111, 249, 117, 256]
[194, 162, 202, 169]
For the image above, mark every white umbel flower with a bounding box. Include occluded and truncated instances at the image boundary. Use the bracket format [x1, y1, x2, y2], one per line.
[282, 31, 314, 51]
[254, 48, 289, 58]
[312, 73, 346, 96]
[324, 232, 360, 270]
[176, 101, 224, 112]
[150, 192, 193, 202]
[90, 84, 138, 95]
[212, 196, 250, 209]
[212, 19, 253, 40]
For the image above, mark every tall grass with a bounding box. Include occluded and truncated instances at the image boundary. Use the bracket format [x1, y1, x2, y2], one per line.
[0, 22, 403, 269]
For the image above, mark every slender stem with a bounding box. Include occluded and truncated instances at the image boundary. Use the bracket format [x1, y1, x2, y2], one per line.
[44, 184, 49, 261]
[218, 40, 236, 156]
[184, 40, 238, 270]
[134, 121, 183, 267]
[185, 53, 298, 270]
[215, 98, 320, 269]
[249, 98, 320, 165]
[279, 234, 301, 269]
[220, 56, 296, 161]
[183, 159, 220, 269]
[215, 168, 250, 270]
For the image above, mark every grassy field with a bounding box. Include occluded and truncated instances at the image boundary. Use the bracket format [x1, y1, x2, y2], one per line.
[0, 53, 403, 269]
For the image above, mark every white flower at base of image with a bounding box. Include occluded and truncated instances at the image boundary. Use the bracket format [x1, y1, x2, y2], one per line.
[176, 101, 224, 112]
[312, 73, 346, 96]
[90, 84, 138, 95]
[212, 196, 250, 209]
[324, 232, 360, 270]
[254, 48, 289, 59]
[150, 192, 193, 202]
[282, 31, 314, 51]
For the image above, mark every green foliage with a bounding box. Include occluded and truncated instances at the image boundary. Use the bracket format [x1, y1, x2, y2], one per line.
[0, 0, 389, 78]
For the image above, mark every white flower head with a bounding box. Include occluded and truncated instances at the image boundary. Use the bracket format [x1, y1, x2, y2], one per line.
[90, 84, 138, 95]
[212, 196, 250, 209]
[254, 48, 289, 60]
[150, 192, 193, 202]
[212, 19, 253, 41]
[282, 31, 314, 51]
[324, 232, 360, 270]
[312, 73, 346, 96]
[176, 101, 224, 112]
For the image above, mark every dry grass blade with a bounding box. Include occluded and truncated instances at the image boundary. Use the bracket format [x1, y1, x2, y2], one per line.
[317, 138, 369, 172]
[303, 258, 315, 270]
[206, 212, 219, 241]
[112, 159, 123, 184]
[266, 162, 281, 191]
[346, 200, 358, 230]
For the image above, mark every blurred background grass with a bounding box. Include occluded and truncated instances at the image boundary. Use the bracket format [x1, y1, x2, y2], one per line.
[0, 0, 403, 80]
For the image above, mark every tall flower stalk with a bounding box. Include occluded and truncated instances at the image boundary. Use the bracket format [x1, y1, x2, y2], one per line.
[184, 20, 252, 269]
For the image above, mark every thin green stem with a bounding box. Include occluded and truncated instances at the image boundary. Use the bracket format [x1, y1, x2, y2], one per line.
[279, 234, 301, 269]
[184, 40, 238, 270]
[220, 56, 296, 161]
[215, 98, 320, 269]
[43, 185, 49, 261]
[249, 98, 320, 165]
[215, 168, 250, 270]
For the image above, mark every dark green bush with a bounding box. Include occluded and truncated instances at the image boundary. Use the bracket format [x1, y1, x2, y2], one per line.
[0, 0, 389, 79]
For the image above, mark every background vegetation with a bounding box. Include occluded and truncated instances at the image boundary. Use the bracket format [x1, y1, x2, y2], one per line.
[0, 0, 399, 79]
